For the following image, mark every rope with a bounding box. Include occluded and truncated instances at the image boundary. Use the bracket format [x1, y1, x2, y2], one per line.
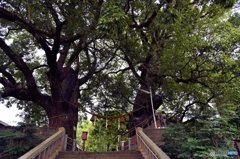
[44, 97, 150, 122]
[48, 114, 67, 119]
[45, 105, 147, 125]
[82, 105, 148, 120]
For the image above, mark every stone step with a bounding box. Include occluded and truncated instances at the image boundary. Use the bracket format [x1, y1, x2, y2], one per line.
[56, 150, 144, 159]
[58, 152, 142, 156]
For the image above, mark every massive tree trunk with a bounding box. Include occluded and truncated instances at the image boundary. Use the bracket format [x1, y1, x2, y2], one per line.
[0, 1, 103, 150]
[47, 103, 78, 140]
[45, 67, 79, 140]
[128, 85, 163, 136]
[34, 67, 81, 151]
[127, 62, 163, 136]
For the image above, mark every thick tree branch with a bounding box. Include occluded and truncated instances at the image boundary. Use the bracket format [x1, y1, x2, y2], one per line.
[0, 77, 10, 87]
[163, 74, 209, 88]
[45, 2, 61, 25]
[51, 24, 63, 55]
[89, 0, 103, 30]
[0, 62, 16, 84]
[61, 0, 103, 44]
[0, 8, 52, 38]
[123, 51, 146, 86]
[176, 77, 209, 88]
[129, 11, 157, 29]
[128, 1, 166, 29]
[61, 33, 85, 44]
[124, 0, 131, 13]
[108, 67, 130, 74]
[78, 50, 97, 86]
[67, 40, 86, 67]
[179, 101, 198, 123]
[94, 49, 117, 74]
[1, 85, 51, 110]
[180, 95, 215, 122]
[94, 56, 115, 74]
[1, 87, 31, 100]
[0, 8, 52, 53]
[0, 69, 16, 85]
[0, 38, 40, 96]
[31, 64, 48, 72]
[45, 1, 65, 56]
[65, 0, 103, 66]
[45, 23, 63, 72]
[57, 43, 71, 68]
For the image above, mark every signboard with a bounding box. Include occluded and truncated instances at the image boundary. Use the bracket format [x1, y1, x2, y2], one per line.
[227, 150, 238, 156]
[210, 150, 239, 157]
[210, 150, 227, 157]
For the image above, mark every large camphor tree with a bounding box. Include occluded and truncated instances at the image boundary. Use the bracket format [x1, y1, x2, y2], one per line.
[71, 0, 239, 137]
[0, 0, 117, 140]
[0, 0, 239, 142]
[102, 0, 240, 130]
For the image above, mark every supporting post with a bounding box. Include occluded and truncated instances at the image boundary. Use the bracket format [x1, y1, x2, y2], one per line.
[150, 87, 157, 128]
[99, 125, 102, 151]
[117, 118, 121, 151]
[128, 138, 131, 150]
[117, 135, 121, 151]
[121, 141, 125, 150]
[83, 140, 85, 151]
[118, 118, 120, 129]
[64, 134, 68, 151]
[72, 139, 76, 151]
[106, 119, 108, 129]
[94, 116, 96, 125]
[118, 135, 121, 143]
[139, 87, 157, 128]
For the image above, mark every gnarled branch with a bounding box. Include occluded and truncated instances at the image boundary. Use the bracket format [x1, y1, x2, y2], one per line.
[0, 38, 40, 97]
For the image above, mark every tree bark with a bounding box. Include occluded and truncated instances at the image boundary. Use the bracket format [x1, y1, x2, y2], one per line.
[48, 105, 78, 140]
[128, 85, 163, 136]
[0, 2, 101, 150]
[44, 67, 80, 149]
[44, 98, 78, 151]
[127, 62, 163, 136]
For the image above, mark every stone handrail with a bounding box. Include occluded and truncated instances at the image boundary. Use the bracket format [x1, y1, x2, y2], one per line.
[136, 127, 170, 159]
[19, 127, 66, 159]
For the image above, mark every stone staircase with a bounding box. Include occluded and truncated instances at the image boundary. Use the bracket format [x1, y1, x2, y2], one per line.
[19, 127, 170, 159]
[144, 128, 165, 146]
[56, 150, 144, 159]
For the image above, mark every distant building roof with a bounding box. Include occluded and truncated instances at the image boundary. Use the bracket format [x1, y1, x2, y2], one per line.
[0, 120, 10, 126]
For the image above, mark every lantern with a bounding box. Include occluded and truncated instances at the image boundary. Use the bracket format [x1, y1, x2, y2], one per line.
[82, 131, 88, 151]
[82, 131, 88, 141]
